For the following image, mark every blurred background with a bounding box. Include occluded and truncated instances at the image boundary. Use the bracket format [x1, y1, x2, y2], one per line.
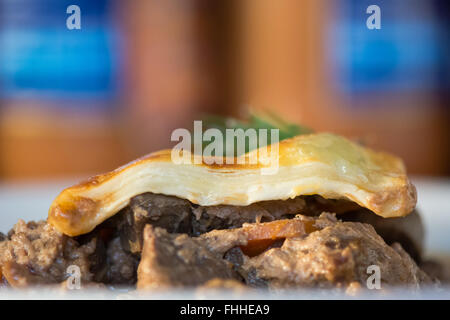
[0, 0, 449, 181]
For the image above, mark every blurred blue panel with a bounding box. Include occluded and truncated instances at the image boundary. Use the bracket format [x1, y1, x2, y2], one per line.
[328, 0, 445, 94]
[0, 0, 121, 102]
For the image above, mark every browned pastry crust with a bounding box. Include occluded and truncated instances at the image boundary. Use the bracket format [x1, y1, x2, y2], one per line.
[48, 133, 416, 236]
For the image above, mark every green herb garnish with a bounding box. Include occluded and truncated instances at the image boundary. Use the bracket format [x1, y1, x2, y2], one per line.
[200, 110, 313, 156]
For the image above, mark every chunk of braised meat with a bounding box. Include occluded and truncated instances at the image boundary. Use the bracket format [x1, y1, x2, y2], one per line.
[75, 215, 140, 285]
[236, 214, 432, 291]
[341, 209, 424, 262]
[0, 220, 103, 288]
[118, 193, 193, 253]
[1, 261, 108, 290]
[105, 237, 139, 285]
[2, 261, 54, 287]
[137, 225, 240, 290]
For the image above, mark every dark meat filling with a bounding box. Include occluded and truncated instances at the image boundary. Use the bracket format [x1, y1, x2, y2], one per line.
[341, 209, 424, 262]
[0, 220, 140, 288]
[117, 193, 192, 254]
[0, 192, 432, 289]
[234, 214, 431, 290]
[0, 220, 103, 288]
[105, 237, 139, 285]
[115, 192, 423, 264]
[137, 213, 432, 291]
[116, 193, 360, 254]
[137, 225, 240, 289]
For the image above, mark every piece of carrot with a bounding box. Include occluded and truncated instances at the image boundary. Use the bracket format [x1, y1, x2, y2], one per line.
[239, 218, 316, 257]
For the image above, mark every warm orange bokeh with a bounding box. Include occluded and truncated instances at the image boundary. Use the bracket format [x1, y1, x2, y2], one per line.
[0, 0, 448, 181]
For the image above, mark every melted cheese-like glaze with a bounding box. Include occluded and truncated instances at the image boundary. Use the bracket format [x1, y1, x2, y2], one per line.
[48, 133, 416, 236]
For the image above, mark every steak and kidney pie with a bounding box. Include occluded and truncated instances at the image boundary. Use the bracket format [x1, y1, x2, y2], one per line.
[0, 133, 442, 292]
